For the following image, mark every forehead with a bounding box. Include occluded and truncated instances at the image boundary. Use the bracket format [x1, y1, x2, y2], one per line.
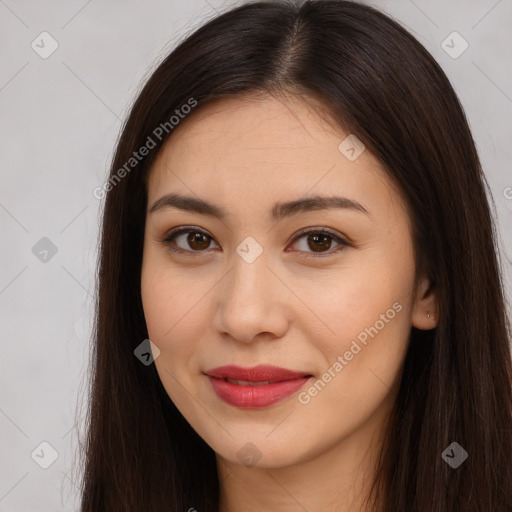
[146, 93, 405, 224]
[151, 92, 358, 173]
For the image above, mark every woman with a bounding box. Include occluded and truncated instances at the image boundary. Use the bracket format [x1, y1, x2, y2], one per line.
[78, 1, 512, 510]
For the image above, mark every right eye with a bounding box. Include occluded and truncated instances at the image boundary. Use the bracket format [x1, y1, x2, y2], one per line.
[159, 227, 220, 255]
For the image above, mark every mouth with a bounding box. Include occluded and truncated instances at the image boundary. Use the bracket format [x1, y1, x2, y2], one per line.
[203, 364, 313, 382]
[203, 365, 313, 408]
[220, 378, 293, 386]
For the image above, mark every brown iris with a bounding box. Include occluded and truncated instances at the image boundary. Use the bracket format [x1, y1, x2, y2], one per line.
[187, 232, 211, 250]
[307, 233, 332, 252]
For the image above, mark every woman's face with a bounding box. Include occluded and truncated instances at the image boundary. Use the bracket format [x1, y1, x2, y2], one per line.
[141, 92, 436, 469]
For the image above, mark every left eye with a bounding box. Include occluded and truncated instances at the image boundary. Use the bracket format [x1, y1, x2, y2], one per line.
[159, 227, 350, 257]
[289, 228, 350, 257]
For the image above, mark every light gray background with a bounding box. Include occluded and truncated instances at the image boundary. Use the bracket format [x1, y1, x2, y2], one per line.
[1, 0, 511, 510]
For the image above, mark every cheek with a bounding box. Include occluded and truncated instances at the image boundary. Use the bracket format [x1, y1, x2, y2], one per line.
[298, 262, 408, 351]
[297, 303, 411, 435]
[141, 266, 170, 342]
[297, 246, 414, 395]
[141, 245, 182, 337]
[141, 260, 208, 368]
[141, 265, 205, 412]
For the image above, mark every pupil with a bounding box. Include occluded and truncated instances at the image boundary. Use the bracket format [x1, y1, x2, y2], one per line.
[188, 232, 209, 250]
[309, 234, 330, 252]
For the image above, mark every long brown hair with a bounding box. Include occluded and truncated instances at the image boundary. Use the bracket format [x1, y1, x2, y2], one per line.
[77, 1, 512, 510]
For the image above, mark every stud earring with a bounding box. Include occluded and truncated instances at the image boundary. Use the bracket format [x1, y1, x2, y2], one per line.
[426, 311, 433, 319]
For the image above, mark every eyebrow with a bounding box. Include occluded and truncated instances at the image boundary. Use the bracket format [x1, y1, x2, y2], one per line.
[149, 193, 371, 222]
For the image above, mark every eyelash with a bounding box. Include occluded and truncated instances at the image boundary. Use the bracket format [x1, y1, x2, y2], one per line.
[159, 226, 351, 259]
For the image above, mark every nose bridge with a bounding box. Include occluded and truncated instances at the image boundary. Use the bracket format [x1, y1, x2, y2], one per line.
[230, 245, 269, 305]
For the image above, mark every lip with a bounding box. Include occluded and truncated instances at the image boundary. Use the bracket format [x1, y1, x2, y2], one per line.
[203, 365, 313, 409]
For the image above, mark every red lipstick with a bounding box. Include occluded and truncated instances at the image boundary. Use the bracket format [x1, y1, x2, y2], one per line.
[203, 365, 312, 408]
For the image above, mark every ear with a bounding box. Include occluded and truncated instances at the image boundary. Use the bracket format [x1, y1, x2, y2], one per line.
[411, 275, 438, 330]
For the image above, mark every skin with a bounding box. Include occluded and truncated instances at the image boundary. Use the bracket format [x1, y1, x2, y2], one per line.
[141, 91, 438, 512]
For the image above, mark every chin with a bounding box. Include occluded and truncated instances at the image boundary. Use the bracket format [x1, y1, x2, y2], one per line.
[211, 434, 317, 470]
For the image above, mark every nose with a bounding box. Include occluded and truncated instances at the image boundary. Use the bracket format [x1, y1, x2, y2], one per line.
[213, 249, 289, 344]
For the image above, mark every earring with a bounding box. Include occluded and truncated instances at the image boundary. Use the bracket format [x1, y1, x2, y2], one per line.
[426, 311, 433, 319]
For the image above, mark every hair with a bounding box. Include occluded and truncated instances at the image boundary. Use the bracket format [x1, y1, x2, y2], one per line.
[76, 1, 512, 510]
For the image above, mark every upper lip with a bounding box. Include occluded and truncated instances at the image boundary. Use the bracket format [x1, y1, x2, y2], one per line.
[203, 364, 312, 382]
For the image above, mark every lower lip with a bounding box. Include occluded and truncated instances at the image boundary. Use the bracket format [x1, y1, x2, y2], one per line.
[206, 376, 311, 408]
